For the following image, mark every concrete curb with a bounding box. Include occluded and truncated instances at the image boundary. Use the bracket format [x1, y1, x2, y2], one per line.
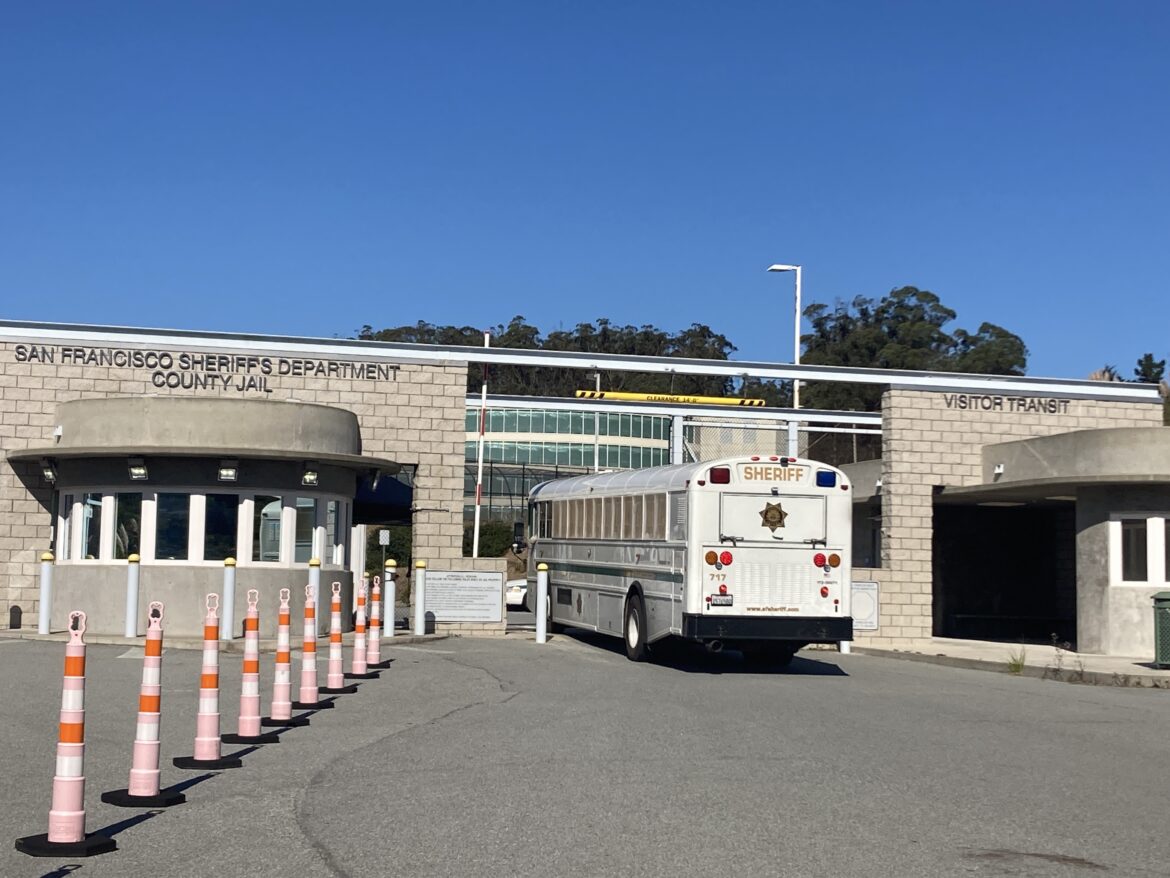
[852, 646, 1170, 689]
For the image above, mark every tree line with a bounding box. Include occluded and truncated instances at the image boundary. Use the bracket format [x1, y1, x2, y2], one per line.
[357, 285, 1031, 413]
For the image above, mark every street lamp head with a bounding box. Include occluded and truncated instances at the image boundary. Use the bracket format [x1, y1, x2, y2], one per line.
[767, 264, 800, 272]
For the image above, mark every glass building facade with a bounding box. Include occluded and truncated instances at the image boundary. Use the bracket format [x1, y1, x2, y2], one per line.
[463, 408, 672, 521]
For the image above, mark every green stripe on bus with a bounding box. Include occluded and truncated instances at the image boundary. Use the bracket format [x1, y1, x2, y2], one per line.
[545, 561, 684, 583]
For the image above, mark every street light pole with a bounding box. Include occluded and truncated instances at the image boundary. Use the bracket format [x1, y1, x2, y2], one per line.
[590, 371, 601, 472]
[766, 264, 802, 410]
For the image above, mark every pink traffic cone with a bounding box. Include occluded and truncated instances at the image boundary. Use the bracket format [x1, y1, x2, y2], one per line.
[224, 590, 279, 744]
[102, 602, 186, 807]
[262, 589, 308, 727]
[174, 594, 243, 769]
[345, 580, 378, 680]
[292, 585, 333, 710]
[321, 582, 357, 694]
[17, 611, 116, 857]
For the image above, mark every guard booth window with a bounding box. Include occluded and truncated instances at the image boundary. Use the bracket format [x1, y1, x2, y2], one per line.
[1122, 519, 1148, 581]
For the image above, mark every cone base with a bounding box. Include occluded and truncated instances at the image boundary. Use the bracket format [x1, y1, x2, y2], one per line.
[320, 684, 359, 694]
[291, 699, 335, 710]
[172, 754, 244, 770]
[344, 671, 380, 680]
[222, 732, 280, 744]
[15, 832, 117, 857]
[101, 788, 187, 808]
[368, 660, 393, 669]
[261, 715, 309, 727]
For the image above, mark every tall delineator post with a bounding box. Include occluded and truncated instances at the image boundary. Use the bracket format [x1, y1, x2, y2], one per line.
[223, 589, 279, 744]
[103, 601, 186, 808]
[17, 611, 117, 858]
[344, 580, 378, 681]
[321, 582, 358, 694]
[291, 584, 334, 711]
[37, 551, 54, 635]
[535, 563, 549, 644]
[173, 594, 243, 770]
[413, 560, 427, 636]
[123, 554, 141, 638]
[262, 588, 309, 728]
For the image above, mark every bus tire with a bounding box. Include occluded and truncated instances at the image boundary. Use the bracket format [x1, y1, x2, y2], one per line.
[624, 593, 650, 662]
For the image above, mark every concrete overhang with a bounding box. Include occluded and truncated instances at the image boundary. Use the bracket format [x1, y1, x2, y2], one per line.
[936, 427, 1170, 505]
[7, 396, 399, 474]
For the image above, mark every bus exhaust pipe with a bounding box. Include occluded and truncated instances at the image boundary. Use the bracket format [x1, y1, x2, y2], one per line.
[705, 640, 724, 654]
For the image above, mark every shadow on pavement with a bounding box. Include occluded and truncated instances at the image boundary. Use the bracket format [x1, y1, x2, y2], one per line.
[561, 630, 848, 676]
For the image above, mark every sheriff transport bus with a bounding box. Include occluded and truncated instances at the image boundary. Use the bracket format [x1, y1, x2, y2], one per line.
[526, 455, 853, 664]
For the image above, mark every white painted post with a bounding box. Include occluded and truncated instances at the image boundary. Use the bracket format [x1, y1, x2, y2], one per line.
[413, 560, 426, 636]
[124, 554, 141, 638]
[535, 563, 549, 644]
[787, 420, 799, 458]
[840, 640, 852, 654]
[308, 558, 321, 621]
[670, 415, 685, 465]
[221, 557, 237, 641]
[37, 551, 54, 634]
[384, 559, 397, 639]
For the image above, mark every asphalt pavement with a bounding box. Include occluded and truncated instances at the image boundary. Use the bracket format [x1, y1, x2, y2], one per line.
[3, 628, 1169, 877]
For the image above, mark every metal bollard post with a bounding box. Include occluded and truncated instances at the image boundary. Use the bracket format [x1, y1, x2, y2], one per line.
[413, 561, 426, 636]
[535, 563, 549, 644]
[37, 552, 54, 635]
[221, 558, 237, 642]
[308, 558, 322, 619]
[384, 559, 397, 639]
[123, 555, 141, 638]
[840, 640, 852, 654]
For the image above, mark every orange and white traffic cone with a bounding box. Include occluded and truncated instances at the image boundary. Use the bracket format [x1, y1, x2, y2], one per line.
[223, 590, 280, 744]
[368, 571, 393, 670]
[16, 611, 117, 857]
[292, 584, 334, 710]
[345, 579, 378, 680]
[174, 594, 243, 769]
[102, 602, 186, 808]
[262, 588, 308, 728]
[321, 582, 358, 694]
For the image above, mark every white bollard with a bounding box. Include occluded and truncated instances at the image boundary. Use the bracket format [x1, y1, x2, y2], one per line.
[384, 560, 397, 640]
[413, 561, 426, 636]
[308, 558, 322, 622]
[123, 554, 141, 638]
[37, 552, 54, 635]
[221, 558, 237, 642]
[840, 640, 852, 654]
[535, 563, 549, 644]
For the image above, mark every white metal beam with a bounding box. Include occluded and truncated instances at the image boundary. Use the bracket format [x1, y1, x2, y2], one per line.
[0, 319, 1159, 403]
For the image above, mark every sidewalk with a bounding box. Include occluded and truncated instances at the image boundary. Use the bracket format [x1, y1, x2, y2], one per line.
[852, 637, 1170, 688]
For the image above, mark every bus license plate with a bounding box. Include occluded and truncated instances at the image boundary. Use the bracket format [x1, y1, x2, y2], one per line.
[710, 595, 733, 606]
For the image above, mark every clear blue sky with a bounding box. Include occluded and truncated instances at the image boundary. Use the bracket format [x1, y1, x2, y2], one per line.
[2, 1, 1167, 380]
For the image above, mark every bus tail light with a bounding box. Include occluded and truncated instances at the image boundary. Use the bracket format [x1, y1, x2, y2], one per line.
[719, 584, 728, 595]
[709, 467, 731, 484]
[719, 550, 733, 565]
[828, 553, 841, 568]
[813, 552, 826, 567]
[704, 550, 717, 565]
[820, 586, 830, 598]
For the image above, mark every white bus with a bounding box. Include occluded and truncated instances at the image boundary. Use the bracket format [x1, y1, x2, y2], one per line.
[527, 455, 853, 664]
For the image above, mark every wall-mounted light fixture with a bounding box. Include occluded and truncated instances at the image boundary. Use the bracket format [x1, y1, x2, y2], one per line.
[217, 459, 239, 482]
[40, 458, 57, 484]
[128, 457, 149, 481]
[301, 462, 320, 487]
[993, 463, 1004, 476]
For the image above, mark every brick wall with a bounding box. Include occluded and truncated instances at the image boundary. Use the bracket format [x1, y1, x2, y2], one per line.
[0, 341, 505, 632]
[855, 389, 1162, 646]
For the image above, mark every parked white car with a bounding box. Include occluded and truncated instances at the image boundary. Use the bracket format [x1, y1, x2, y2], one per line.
[505, 578, 529, 610]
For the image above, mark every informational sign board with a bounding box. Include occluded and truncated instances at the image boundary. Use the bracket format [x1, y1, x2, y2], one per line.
[424, 571, 504, 622]
[852, 580, 879, 631]
[378, 529, 390, 546]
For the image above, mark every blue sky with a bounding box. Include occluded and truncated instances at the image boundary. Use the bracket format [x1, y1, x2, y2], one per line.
[1, 1, 1167, 380]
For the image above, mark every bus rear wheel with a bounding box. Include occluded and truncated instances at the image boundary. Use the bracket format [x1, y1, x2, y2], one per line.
[624, 594, 650, 662]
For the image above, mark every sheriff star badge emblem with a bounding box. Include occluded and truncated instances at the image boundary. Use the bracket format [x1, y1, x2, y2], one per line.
[760, 501, 788, 533]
